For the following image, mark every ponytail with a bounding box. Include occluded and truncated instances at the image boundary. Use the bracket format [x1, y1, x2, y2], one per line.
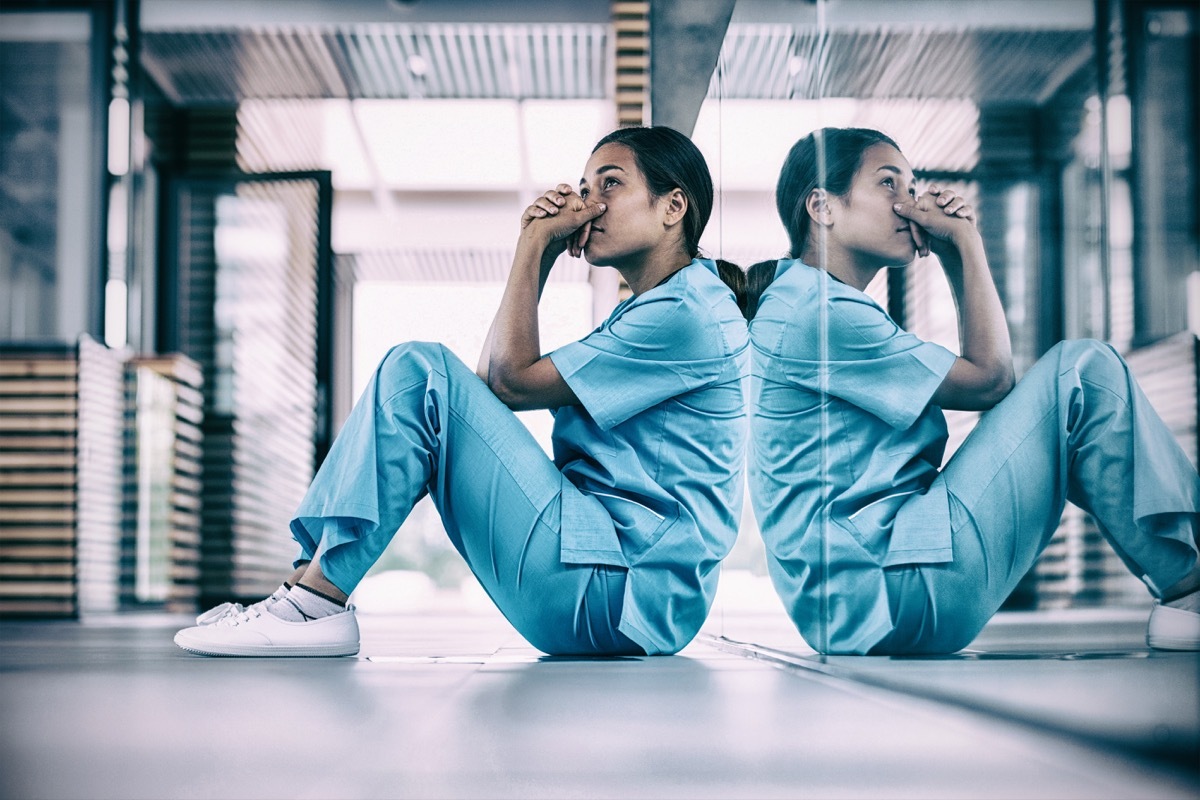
[744, 260, 779, 320]
[711, 258, 781, 320]
[713, 259, 750, 320]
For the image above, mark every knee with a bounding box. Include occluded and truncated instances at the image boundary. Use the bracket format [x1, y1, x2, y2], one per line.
[377, 341, 449, 383]
[1054, 338, 1129, 384]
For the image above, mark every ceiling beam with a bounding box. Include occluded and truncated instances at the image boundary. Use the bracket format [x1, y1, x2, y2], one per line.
[140, 0, 611, 29]
[729, 0, 1091, 30]
[648, 0, 736, 136]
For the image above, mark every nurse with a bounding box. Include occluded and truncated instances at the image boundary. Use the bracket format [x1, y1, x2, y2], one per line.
[175, 126, 749, 658]
[748, 127, 1200, 655]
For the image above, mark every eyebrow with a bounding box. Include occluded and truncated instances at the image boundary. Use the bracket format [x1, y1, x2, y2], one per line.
[580, 164, 626, 185]
[876, 164, 915, 182]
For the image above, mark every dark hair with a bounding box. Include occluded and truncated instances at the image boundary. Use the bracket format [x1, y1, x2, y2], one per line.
[593, 126, 713, 260]
[776, 127, 900, 258]
[743, 260, 779, 320]
[714, 259, 750, 320]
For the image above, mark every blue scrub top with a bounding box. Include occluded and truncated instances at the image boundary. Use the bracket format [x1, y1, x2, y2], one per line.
[549, 258, 748, 655]
[749, 260, 957, 651]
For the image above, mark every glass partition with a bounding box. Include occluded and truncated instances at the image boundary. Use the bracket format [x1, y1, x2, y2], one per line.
[0, 10, 105, 344]
[710, 0, 1198, 616]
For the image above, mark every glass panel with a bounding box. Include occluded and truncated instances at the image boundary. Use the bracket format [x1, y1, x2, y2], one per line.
[1129, 4, 1197, 343]
[171, 176, 327, 602]
[133, 366, 176, 603]
[718, 0, 1168, 622]
[0, 12, 98, 343]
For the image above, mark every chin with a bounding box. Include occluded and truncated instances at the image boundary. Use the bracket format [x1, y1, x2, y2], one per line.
[582, 246, 615, 268]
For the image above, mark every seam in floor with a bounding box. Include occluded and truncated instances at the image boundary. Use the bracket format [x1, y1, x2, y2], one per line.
[697, 632, 1200, 778]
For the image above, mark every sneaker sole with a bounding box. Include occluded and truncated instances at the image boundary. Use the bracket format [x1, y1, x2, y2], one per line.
[1146, 605, 1200, 651]
[174, 636, 358, 658]
[1146, 635, 1200, 651]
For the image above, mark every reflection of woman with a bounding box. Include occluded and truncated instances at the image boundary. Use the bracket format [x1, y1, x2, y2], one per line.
[748, 127, 1200, 655]
[175, 126, 749, 658]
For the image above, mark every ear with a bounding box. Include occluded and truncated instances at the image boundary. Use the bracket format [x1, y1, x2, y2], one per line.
[805, 188, 834, 228]
[662, 188, 688, 228]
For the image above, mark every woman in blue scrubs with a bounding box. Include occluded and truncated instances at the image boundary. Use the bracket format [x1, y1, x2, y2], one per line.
[175, 126, 749, 658]
[748, 127, 1200, 655]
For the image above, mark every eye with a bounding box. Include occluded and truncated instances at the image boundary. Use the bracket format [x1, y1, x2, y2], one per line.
[881, 176, 895, 189]
[579, 187, 590, 199]
[603, 177, 619, 190]
[908, 187, 917, 199]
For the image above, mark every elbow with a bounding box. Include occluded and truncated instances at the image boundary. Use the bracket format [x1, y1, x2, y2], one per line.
[486, 373, 519, 409]
[486, 365, 533, 410]
[976, 365, 1015, 410]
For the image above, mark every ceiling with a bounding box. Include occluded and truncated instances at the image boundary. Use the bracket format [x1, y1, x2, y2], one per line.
[141, 21, 1095, 107]
[711, 25, 1093, 104]
[141, 24, 610, 104]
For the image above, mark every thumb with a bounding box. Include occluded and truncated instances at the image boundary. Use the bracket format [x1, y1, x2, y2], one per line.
[909, 219, 929, 258]
[892, 201, 920, 220]
[580, 202, 606, 220]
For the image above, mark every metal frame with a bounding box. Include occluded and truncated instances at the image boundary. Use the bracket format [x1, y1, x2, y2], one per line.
[158, 169, 335, 470]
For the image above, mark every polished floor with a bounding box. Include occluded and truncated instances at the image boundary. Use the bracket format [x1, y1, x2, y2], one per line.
[1, 599, 1197, 799]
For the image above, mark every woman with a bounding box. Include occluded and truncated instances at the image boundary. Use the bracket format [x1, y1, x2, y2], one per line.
[175, 126, 749, 658]
[748, 127, 1200, 655]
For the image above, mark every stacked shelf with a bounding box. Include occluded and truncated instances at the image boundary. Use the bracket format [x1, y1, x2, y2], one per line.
[0, 346, 78, 616]
[0, 338, 125, 617]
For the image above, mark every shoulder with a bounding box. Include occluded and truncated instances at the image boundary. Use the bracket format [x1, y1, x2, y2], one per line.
[756, 263, 902, 348]
[680, 259, 747, 352]
[756, 259, 815, 310]
[614, 260, 744, 357]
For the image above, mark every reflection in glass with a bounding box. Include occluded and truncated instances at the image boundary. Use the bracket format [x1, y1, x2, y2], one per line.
[0, 13, 98, 343]
[715, 0, 1190, 613]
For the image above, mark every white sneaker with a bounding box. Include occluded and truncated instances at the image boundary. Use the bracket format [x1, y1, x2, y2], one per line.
[174, 605, 360, 657]
[1146, 604, 1200, 651]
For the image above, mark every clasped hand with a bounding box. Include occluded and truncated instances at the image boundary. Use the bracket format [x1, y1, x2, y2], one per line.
[520, 184, 606, 260]
[892, 185, 978, 262]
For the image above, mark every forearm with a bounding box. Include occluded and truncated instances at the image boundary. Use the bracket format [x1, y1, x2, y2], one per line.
[942, 234, 1015, 405]
[949, 236, 1012, 372]
[477, 237, 555, 390]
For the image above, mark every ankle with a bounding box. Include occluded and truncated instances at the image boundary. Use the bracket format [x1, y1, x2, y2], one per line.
[296, 582, 347, 607]
[1164, 589, 1200, 614]
[297, 568, 349, 605]
[268, 584, 346, 622]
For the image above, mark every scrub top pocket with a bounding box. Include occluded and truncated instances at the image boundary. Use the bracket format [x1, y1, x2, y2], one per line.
[845, 490, 917, 563]
[587, 491, 677, 559]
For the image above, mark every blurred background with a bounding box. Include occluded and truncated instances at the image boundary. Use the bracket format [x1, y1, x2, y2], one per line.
[1, 0, 1196, 619]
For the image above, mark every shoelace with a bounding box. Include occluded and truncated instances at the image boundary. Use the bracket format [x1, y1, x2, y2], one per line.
[198, 597, 280, 625]
[195, 602, 244, 625]
[217, 606, 264, 628]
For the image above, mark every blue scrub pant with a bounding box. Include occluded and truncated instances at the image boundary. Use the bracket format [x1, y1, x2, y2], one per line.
[289, 342, 643, 656]
[872, 339, 1200, 655]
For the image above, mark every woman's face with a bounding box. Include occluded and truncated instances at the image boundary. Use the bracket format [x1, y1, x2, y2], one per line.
[578, 142, 674, 267]
[828, 143, 919, 268]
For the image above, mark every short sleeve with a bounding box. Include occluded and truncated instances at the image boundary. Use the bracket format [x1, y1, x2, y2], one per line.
[549, 292, 729, 430]
[778, 290, 957, 430]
